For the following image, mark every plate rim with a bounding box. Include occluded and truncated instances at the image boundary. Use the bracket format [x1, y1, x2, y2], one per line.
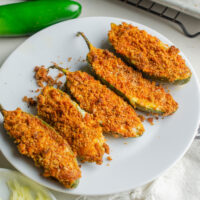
[0, 16, 200, 196]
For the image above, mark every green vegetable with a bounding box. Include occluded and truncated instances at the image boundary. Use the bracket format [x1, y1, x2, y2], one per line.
[49, 65, 144, 137]
[7, 179, 51, 200]
[0, 1, 81, 36]
[121, 55, 192, 85]
[94, 72, 164, 115]
[139, 71, 191, 85]
[108, 23, 191, 85]
[76, 32, 178, 116]
[0, 105, 80, 189]
[110, 43, 191, 85]
[69, 179, 79, 189]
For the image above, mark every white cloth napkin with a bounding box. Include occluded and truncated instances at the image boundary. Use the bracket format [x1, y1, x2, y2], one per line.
[54, 139, 200, 200]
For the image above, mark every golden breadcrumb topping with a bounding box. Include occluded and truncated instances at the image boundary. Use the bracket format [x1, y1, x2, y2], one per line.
[3, 108, 81, 188]
[87, 47, 178, 116]
[66, 71, 144, 138]
[103, 143, 110, 154]
[34, 66, 63, 88]
[68, 57, 72, 62]
[22, 96, 37, 107]
[37, 86, 107, 165]
[107, 156, 112, 161]
[34, 66, 54, 88]
[138, 115, 145, 122]
[147, 117, 154, 125]
[108, 22, 191, 82]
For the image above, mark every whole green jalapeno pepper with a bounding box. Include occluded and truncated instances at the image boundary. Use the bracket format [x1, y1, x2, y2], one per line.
[0, 1, 82, 36]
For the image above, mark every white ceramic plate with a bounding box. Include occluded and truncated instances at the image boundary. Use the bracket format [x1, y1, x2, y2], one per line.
[0, 17, 199, 196]
[0, 168, 56, 199]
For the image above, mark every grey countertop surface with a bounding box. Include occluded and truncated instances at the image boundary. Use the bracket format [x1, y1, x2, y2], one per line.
[0, 0, 200, 199]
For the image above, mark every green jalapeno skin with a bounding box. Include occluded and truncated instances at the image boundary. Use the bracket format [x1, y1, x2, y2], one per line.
[0, 1, 82, 36]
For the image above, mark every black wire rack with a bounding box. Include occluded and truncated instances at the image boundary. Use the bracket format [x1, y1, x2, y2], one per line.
[118, 0, 200, 38]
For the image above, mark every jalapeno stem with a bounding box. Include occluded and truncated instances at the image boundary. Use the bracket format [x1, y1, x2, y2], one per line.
[77, 32, 93, 50]
[49, 65, 67, 75]
[0, 104, 5, 116]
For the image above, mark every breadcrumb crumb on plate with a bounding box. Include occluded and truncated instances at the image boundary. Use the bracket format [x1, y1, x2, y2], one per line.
[68, 57, 72, 62]
[107, 156, 112, 161]
[22, 96, 37, 107]
[34, 66, 63, 89]
[138, 114, 145, 122]
[147, 117, 154, 125]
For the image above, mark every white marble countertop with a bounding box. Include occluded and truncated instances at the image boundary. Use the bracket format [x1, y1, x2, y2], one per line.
[0, 0, 200, 199]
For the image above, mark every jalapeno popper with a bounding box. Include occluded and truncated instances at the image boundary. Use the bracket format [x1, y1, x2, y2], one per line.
[37, 86, 108, 164]
[77, 32, 178, 116]
[108, 22, 191, 84]
[0, 105, 81, 188]
[50, 66, 144, 138]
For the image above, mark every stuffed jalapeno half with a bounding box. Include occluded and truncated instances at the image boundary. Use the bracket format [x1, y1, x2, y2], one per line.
[37, 86, 108, 165]
[49, 66, 144, 138]
[0, 105, 81, 188]
[77, 32, 178, 116]
[108, 22, 191, 84]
